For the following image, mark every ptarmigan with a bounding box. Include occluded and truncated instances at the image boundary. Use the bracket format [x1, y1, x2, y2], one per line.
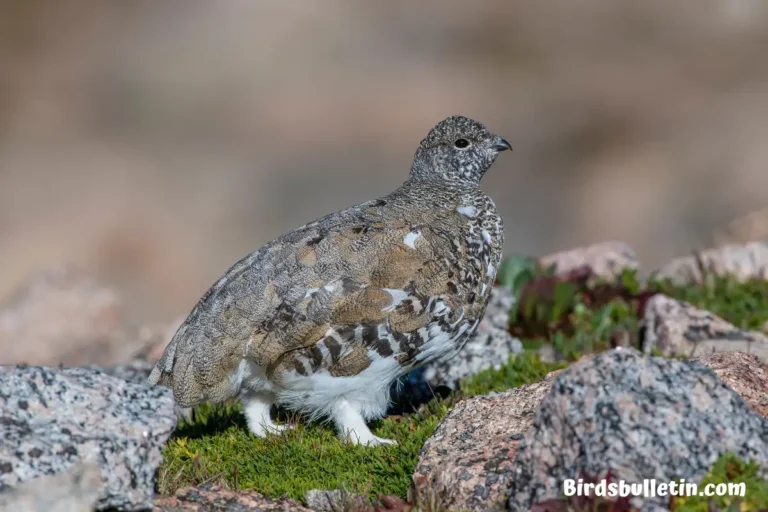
[148, 115, 511, 446]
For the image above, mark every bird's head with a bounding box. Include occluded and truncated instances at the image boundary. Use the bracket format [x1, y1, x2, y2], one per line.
[409, 115, 511, 186]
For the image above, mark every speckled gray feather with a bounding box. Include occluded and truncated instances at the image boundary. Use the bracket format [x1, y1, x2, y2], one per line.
[148, 115, 510, 420]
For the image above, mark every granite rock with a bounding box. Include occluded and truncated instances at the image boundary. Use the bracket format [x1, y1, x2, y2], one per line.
[0, 265, 127, 366]
[696, 350, 768, 419]
[0, 365, 177, 510]
[89, 358, 158, 385]
[153, 484, 311, 511]
[508, 348, 768, 511]
[413, 371, 561, 511]
[0, 265, 182, 368]
[0, 462, 101, 512]
[414, 347, 768, 511]
[539, 241, 637, 280]
[652, 242, 768, 285]
[714, 207, 768, 247]
[643, 294, 768, 360]
[303, 488, 370, 512]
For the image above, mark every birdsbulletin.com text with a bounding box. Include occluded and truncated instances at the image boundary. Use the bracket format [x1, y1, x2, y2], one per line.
[564, 478, 746, 499]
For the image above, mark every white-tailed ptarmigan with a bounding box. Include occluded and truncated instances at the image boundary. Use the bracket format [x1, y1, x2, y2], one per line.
[148, 115, 511, 446]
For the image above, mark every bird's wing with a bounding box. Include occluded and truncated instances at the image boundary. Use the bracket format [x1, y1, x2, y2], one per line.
[249, 216, 477, 387]
[149, 206, 471, 405]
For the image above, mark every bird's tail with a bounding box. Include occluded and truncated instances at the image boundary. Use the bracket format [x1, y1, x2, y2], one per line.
[147, 335, 178, 387]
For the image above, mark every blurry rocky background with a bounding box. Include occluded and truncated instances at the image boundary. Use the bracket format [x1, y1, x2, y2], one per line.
[3, 0, 768, 358]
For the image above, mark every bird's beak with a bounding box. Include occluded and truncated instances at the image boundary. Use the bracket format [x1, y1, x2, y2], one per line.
[491, 136, 512, 152]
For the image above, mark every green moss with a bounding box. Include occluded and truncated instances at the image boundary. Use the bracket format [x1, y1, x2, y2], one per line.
[158, 399, 447, 501]
[460, 350, 565, 395]
[672, 453, 768, 511]
[158, 352, 562, 502]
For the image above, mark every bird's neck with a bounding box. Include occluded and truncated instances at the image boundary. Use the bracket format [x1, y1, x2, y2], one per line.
[393, 177, 485, 206]
[408, 157, 486, 188]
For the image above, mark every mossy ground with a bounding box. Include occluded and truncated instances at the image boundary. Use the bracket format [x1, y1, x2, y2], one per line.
[157, 351, 562, 501]
[157, 264, 768, 509]
[158, 398, 447, 500]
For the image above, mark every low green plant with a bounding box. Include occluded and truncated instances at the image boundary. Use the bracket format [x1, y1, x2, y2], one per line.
[158, 399, 446, 501]
[460, 350, 565, 395]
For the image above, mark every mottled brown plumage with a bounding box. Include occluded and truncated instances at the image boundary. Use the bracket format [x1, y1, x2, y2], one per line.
[148, 115, 511, 445]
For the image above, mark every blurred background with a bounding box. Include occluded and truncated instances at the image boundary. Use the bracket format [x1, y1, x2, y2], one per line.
[2, 0, 768, 328]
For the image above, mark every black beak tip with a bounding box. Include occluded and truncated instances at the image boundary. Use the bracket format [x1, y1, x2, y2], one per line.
[493, 137, 512, 152]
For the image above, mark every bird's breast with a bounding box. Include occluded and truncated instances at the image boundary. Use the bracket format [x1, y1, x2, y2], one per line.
[451, 200, 503, 300]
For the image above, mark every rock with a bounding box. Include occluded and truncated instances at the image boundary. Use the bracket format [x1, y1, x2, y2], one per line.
[0, 462, 101, 512]
[132, 315, 186, 363]
[304, 488, 370, 512]
[89, 358, 157, 385]
[84, 359, 192, 422]
[413, 371, 561, 511]
[652, 242, 768, 285]
[0, 365, 177, 511]
[84, 355, 197, 423]
[539, 241, 637, 281]
[534, 343, 558, 363]
[415, 347, 768, 511]
[0, 265, 125, 366]
[714, 207, 768, 247]
[391, 286, 523, 412]
[153, 484, 311, 511]
[0, 266, 181, 368]
[643, 294, 768, 360]
[508, 348, 768, 511]
[696, 351, 768, 419]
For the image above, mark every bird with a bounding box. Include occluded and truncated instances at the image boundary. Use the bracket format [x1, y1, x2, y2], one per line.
[148, 115, 511, 446]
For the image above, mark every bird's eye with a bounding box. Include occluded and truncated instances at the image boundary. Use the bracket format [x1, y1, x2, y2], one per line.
[454, 138, 470, 149]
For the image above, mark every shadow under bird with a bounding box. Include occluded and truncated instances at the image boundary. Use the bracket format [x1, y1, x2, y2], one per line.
[148, 115, 512, 445]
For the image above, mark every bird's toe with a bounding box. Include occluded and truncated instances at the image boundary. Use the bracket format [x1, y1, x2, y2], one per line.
[367, 436, 398, 447]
